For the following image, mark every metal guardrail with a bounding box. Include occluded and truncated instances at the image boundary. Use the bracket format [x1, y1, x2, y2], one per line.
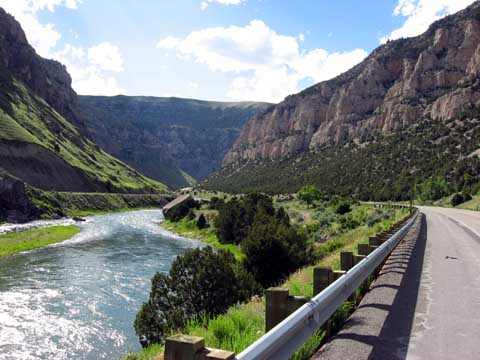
[236, 210, 419, 360]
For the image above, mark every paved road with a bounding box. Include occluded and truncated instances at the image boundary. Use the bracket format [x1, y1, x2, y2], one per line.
[407, 206, 480, 360]
[314, 207, 480, 359]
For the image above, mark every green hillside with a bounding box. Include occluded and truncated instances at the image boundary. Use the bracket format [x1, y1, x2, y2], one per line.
[202, 114, 480, 200]
[0, 69, 167, 193]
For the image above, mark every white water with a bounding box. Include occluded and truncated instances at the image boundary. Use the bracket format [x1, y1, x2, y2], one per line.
[0, 210, 200, 359]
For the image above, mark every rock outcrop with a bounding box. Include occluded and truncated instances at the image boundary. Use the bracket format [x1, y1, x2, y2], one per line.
[0, 169, 38, 223]
[0, 8, 78, 125]
[224, 1, 480, 163]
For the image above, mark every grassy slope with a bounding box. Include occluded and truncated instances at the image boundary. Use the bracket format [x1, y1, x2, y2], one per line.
[0, 226, 80, 256]
[0, 71, 167, 193]
[131, 202, 408, 359]
[29, 189, 169, 218]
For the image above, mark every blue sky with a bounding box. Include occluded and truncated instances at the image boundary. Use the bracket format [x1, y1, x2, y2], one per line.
[0, 0, 475, 102]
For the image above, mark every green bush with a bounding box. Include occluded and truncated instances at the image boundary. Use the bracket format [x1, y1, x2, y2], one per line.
[242, 216, 310, 287]
[215, 193, 274, 245]
[451, 193, 464, 206]
[451, 192, 473, 207]
[196, 213, 208, 229]
[298, 185, 322, 207]
[335, 201, 352, 215]
[134, 247, 259, 346]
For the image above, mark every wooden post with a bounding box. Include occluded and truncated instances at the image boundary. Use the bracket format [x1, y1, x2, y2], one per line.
[369, 236, 381, 247]
[165, 335, 205, 360]
[353, 254, 366, 265]
[287, 296, 309, 315]
[340, 252, 354, 272]
[265, 288, 289, 331]
[358, 243, 372, 256]
[313, 268, 333, 296]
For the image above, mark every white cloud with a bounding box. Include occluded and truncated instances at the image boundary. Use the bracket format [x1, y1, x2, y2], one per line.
[157, 20, 367, 102]
[0, 1, 124, 96]
[53, 43, 125, 96]
[0, 0, 81, 57]
[88, 42, 124, 72]
[201, 0, 246, 11]
[381, 0, 476, 43]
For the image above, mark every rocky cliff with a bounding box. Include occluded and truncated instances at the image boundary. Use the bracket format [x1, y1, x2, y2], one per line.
[0, 7, 167, 194]
[224, 1, 480, 163]
[77, 96, 270, 189]
[0, 7, 78, 126]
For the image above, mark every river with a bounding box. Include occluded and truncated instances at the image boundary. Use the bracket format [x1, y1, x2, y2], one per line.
[0, 210, 201, 360]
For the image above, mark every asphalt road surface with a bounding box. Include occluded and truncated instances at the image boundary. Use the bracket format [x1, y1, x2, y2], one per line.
[407, 206, 480, 360]
[314, 207, 480, 359]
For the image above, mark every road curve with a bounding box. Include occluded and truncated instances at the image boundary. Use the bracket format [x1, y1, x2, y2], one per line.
[406, 206, 480, 360]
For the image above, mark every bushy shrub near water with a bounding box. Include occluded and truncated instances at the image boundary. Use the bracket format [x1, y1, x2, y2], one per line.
[242, 213, 311, 287]
[134, 247, 259, 346]
[214, 193, 275, 245]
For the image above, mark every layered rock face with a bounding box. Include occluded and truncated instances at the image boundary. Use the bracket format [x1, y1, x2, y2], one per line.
[78, 96, 271, 189]
[0, 169, 38, 223]
[0, 8, 78, 125]
[224, 1, 480, 163]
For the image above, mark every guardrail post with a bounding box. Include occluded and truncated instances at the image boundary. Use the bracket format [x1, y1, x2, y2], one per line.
[340, 252, 354, 271]
[369, 236, 381, 247]
[358, 243, 372, 256]
[165, 334, 205, 360]
[287, 296, 309, 315]
[313, 268, 333, 296]
[353, 254, 366, 265]
[266, 288, 289, 331]
[164, 335, 235, 360]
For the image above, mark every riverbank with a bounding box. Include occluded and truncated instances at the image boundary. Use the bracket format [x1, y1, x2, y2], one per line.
[0, 225, 80, 257]
[30, 189, 170, 219]
[160, 217, 242, 260]
[129, 201, 409, 360]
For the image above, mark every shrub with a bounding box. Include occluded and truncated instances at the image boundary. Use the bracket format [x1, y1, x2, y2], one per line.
[338, 214, 359, 230]
[335, 201, 352, 215]
[297, 185, 322, 207]
[242, 216, 310, 287]
[451, 192, 473, 207]
[215, 193, 274, 245]
[134, 247, 259, 346]
[196, 213, 208, 229]
[451, 193, 464, 207]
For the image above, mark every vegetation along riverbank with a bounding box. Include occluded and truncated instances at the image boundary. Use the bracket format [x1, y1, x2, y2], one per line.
[0, 226, 80, 257]
[127, 187, 409, 359]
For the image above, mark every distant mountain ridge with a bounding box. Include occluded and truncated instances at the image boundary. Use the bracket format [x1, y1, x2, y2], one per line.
[77, 96, 271, 189]
[204, 2, 480, 199]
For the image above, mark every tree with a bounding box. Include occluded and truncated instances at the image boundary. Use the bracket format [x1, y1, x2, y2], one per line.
[196, 213, 208, 229]
[298, 185, 321, 207]
[335, 200, 352, 215]
[134, 247, 259, 346]
[242, 215, 310, 287]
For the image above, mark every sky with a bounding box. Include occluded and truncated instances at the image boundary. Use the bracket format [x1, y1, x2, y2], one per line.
[0, 0, 476, 103]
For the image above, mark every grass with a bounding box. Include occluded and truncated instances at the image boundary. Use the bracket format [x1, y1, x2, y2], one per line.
[0, 226, 80, 257]
[29, 189, 168, 219]
[0, 72, 167, 193]
[161, 216, 243, 260]
[135, 205, 409, 360]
